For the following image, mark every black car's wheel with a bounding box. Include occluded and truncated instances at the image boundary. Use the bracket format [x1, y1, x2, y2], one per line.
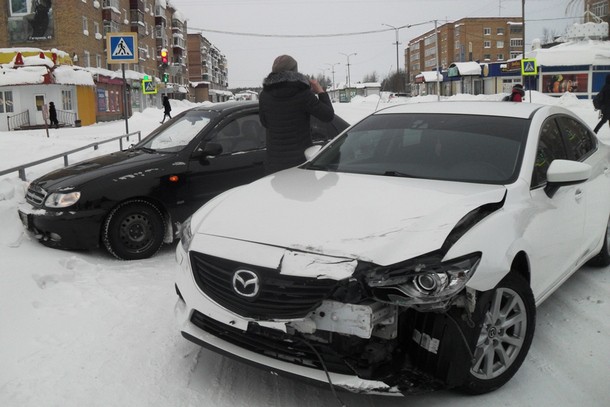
[460, 273, 535, 394]
[587, 217, 610, 267]
[102, 200, 166, 260]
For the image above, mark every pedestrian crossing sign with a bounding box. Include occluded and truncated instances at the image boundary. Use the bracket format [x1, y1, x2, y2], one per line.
[142, 80, 157, 94]
[107, 33, 138, 64]
[521, 58, 538, 76]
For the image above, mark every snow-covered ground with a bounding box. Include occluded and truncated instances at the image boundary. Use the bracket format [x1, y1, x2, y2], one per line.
[1, 94, 609, 407]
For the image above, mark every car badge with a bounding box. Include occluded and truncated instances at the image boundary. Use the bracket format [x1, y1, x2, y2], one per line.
[232, 269, 260, 298]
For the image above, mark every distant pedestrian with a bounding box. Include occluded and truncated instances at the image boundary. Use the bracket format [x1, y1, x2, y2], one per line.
[259, 54, 334, 174]
[594, 74, 610, 134]
[161, 96, 172, 123]
[48, 101, 59, 128]
[508, 84, 525, 102]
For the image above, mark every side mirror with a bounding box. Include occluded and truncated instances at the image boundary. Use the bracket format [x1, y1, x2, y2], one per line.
[194, 142, 223, 159]
[304, 145, 322, 161]
[545, 159, 591, 197]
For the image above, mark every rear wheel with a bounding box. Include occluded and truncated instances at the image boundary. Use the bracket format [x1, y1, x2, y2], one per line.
[460, 273, 535, 394]
[102, 200, 165, 260]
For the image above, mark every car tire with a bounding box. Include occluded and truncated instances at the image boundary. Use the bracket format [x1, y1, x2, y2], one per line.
[459, 273, 535, 394]
[102, 200, 166, 260]
[587, 217, 610, 267]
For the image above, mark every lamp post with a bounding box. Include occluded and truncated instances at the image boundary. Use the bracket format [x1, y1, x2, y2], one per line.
[382, 23, 402, 92]
[340, 52, 356, 101]
[325, 62, 340, 91]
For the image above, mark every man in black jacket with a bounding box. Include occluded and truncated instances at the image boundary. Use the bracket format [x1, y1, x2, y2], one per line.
[259, 55, 335, 174]
[594, 74, 610, 134]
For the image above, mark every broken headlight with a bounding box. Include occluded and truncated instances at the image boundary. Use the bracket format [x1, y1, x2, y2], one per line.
[364, 252, 481, 308]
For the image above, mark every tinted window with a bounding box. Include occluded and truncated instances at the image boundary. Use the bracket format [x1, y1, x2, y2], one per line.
[532, 118, 568, 188]
[306, 113, 529, 184]
[208, 114, 266, 155]
[557, 116, 596, 161]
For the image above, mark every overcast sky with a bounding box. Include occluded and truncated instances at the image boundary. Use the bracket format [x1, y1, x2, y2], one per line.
[170, 0, 580, 88]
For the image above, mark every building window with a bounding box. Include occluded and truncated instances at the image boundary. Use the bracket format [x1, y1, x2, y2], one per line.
[591, 1, 608, 17]
[0, 91, 14, 113]
[497, 27, 505, 35]
[484, 27, 491, 35]
[484, 41, 491, 48]
[510, 25, 523, 34]
[497, 40, 504, 48]
[96, 54, 102, 68]
[483, 54, 491, 60]
[61, 90, 73, 111]
[84, 50, 91, 67]
[82, 17, 88, 34]
[497, 53, 504, 60]
[510, 38, 523, 47]
[510, 51, 521, 59]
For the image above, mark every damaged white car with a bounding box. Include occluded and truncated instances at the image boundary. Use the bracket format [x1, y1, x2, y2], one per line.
[174, 101, 610, 396]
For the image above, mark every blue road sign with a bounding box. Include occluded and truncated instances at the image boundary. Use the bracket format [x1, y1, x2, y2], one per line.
[107, 33, 138, 64]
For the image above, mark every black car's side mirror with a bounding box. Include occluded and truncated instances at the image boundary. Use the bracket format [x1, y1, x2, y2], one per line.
[194, 142, 223, 160]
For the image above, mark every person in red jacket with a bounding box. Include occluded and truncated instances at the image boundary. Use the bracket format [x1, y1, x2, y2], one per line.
[259, 55, 335, 174]
[510, 84, 525, 102]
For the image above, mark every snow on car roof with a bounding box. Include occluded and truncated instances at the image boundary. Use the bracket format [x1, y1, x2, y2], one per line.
[374, 101, 545, 119]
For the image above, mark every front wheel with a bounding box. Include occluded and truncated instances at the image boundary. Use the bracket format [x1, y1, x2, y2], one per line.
[102, 200, 166, 260]
[459, 273, 535, 394]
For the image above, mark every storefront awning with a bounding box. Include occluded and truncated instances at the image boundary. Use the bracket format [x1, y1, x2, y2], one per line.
[415, 71, 443, 82]
[448, 61, 482, 77]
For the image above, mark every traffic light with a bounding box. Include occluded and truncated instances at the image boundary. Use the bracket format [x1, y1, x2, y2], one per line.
[162, 73, 169, 83]
[160, 48, 168, 66]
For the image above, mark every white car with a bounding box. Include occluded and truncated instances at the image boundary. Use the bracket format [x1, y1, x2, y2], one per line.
[175, 101, 610, 396]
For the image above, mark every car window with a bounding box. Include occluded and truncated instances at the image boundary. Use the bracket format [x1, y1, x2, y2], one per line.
[208, 114, 266, 155]
[307, 113, 528, 184]
[556, 116, 596, 161]
[532, 118, 568, 188]
[140, 111, 212, 152]
[311, 116, 337, 144]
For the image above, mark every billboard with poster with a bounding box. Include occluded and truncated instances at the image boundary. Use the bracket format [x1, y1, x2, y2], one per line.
[8, 0, 54, 43]
[542, 73, 588, 94]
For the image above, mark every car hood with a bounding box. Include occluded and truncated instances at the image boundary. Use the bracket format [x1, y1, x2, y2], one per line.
[32, 150, 176, 191]
[194, 169, 506, 266]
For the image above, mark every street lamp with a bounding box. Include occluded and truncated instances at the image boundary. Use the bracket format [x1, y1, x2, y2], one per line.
[340, 52, 356, 101]
[382, 23, 402, 92]
[325, 62, 340, 91]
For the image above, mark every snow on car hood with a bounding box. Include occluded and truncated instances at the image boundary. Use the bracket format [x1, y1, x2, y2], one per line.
[195, 168, 506, 266]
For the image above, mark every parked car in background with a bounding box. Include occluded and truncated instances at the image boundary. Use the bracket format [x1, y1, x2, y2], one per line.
[175, 101, 610, 396]
[17, 101, 350, 260]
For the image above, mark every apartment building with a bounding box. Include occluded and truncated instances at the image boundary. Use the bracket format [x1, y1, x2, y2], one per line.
[406, 17, 523, 85]
[0, 0, 228, 101]
[187, 32, 229, 102]
[586, 0, 609, 22]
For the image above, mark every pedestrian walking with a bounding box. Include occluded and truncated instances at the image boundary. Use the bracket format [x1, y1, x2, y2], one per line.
[594, 74, 610, 134]
[48, 101, 59, 128]
[504, 84, 525, 102]
[259, 54, 334, 174]
[161, 96, 172, 123]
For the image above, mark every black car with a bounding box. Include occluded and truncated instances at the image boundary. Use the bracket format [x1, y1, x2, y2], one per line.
[18, 101, 350, 260]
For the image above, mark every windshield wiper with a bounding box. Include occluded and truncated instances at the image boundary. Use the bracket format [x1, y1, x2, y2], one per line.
[134, 146, 156, 153]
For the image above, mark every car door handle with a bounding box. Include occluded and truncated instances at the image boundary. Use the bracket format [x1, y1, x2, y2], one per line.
[575, 189, 584, 201]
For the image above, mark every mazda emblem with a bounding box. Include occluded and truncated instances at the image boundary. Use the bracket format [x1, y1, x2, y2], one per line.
[232, 269, 260, 298]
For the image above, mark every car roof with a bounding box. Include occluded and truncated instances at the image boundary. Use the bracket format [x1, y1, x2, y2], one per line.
[190, 100, 259, 114]
[374, 100, 547, 120]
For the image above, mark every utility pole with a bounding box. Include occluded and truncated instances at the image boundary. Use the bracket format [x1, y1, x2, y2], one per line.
[435, 20, 441, 101]
[382, 23, 402, 92]
[340, 52, 357, 101]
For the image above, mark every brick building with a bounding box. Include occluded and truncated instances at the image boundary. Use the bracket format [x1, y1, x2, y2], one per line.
[187, 32, 229, 102]
[406, 17, 523, 88]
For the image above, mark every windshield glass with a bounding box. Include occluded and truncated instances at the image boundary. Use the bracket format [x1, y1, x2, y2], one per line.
[306, 112, 529, 184]
[137, 110, 215, 152]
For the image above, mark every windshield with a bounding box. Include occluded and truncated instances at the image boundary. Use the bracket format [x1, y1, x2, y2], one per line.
[306, 113, 529, 184]
[137, 110, 215, 153]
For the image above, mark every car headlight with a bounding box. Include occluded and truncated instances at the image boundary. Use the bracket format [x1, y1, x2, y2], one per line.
[44, 191, 81, 208]
[364, 252, 481, 308]
[180, 216, 193, 251]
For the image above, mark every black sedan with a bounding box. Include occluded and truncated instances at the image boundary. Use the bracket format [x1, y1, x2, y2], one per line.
[18, 101, 349, 260]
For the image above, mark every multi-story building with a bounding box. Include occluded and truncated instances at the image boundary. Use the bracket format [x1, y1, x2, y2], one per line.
[585, 0, 609, 22]
[406, 17, 523, 86]
[187, 32, 229, 102]
[0, 0, 224, 111]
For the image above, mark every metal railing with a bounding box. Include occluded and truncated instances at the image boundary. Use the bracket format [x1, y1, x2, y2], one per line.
[57, 109, 78, 126]
[7, 110, 30, 131]
[0, 131, 142, 181]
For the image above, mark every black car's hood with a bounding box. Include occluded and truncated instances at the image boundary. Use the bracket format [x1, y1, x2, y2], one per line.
[33, 150, 177, 191]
